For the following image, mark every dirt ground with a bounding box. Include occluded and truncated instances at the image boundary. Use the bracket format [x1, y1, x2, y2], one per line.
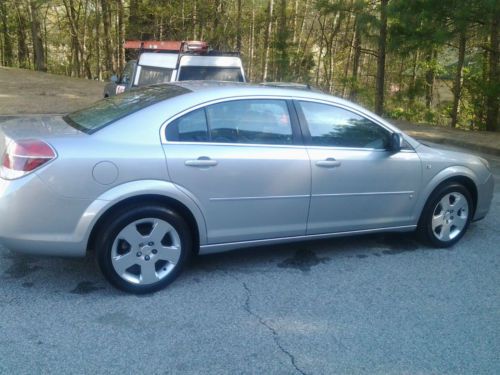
[0, 67, 105, 115]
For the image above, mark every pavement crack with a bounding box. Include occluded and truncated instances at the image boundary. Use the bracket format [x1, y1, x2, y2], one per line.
[241, 281, 308, 375]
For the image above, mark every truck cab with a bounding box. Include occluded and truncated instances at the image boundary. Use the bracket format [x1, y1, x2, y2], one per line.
[104, 40, 246, 97]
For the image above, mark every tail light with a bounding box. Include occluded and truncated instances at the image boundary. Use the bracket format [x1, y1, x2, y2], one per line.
[1, 139, 56, 180]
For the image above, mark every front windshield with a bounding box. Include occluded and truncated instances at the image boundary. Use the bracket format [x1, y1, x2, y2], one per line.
[64, 85, 190, 133]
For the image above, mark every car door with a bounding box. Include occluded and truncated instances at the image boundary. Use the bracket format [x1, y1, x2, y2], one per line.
[163, 98, 311, 244]
[295, 100, 422, 235]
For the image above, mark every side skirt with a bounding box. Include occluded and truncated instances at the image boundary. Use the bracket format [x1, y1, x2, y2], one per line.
[199, 225, 417, 255]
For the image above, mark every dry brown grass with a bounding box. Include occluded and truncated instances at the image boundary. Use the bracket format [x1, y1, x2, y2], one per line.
[0, 67, 105, 115]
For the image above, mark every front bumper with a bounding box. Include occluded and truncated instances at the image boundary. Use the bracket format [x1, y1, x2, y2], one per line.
[473, 172, 494, 221]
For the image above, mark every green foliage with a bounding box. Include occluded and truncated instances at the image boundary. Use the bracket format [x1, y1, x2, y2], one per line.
[0, 0, 497, 131]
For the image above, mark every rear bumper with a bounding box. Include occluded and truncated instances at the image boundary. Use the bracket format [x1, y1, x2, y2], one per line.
[473, 172, 494, 221]
[0, 175, 90, 257]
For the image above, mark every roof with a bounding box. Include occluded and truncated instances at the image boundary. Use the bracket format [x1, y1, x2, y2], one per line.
[166, 81, 354, 107]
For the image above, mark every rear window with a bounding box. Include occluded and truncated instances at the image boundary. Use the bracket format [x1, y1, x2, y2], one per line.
[64, 85, 190, 133]
[178, 66, 244, 82]
[137, 66, 173, 86]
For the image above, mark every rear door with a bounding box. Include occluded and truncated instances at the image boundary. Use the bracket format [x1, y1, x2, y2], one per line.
[295, 100, 422, 234]
[163, 98, 311, 244]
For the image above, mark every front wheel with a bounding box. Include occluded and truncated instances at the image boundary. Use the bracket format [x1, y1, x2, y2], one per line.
[96, 205, 192, 294]
[418, 183, 472, 248]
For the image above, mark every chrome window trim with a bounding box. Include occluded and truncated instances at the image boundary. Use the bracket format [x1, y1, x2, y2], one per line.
[160, 95, 298, 144]
[159, 94, 415, 153]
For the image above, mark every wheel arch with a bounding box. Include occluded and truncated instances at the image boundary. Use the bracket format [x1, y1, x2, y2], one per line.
[87, 194, 202, 256]
[416, 168, 479, 223]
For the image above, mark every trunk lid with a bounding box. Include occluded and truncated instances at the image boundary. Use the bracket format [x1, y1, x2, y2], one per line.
[0, 115, 82, 158]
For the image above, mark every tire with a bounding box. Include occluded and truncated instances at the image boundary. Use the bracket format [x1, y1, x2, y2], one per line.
[96, 205, 192, 294]
[417, 182, 472, 248]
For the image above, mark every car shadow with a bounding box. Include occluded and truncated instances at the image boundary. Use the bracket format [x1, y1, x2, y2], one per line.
[0, 231, 434, 295]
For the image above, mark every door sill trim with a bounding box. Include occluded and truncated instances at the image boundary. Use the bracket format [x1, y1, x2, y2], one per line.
[199, 225, 417, 255]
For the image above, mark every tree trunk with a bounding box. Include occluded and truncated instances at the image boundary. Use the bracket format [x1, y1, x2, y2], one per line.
[451, 29, 466, 128]
[341, 9, 355, 98]
[409, 49, 419, 103]
[192, 0, 197, 40]
[29, 0, 46, 71]
[81, 0, 92, 79]
[263, 0, 274, 82]
[15, 4, 29, 69]
[248, 0, 255, 81]
[349, 15, 361, 101]
[95, 0, 101, 80]
[485, 5, 499, 132]
[276, 0, 287, 81]
[0, 0, 14, 66]
[236, 0, 242, 51]
[374, 0, 388, 115]
[292, 0, 299, 44]
[127, 0, 140, 39]
[101, 0, 114, 76]
[315, 16, 325, 86]
[117, 0, 125, 73]
[63, 0, 86, 76]
[425, 49, 436, 110]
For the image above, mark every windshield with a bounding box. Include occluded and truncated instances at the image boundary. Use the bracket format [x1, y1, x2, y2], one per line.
[178, 66, 244, 82]
[64, 85, 190, 133]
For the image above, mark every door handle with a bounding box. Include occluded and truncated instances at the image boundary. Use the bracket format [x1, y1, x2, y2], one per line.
[185, 157, 218, 167]
[315, 158, 341, 168]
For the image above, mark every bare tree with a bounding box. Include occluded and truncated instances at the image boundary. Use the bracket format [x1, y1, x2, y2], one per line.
[263, 0, 274, 81]
[374, 0, 388, 115]
[29, 0, 46, 71]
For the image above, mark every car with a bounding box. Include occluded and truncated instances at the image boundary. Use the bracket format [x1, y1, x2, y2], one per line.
[0, 82, 494, 293]
[103, 40, 246, 97]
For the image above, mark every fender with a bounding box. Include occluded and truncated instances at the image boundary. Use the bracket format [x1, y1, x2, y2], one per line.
[412, 165, 479, 222]
[74, 179, 208, 248]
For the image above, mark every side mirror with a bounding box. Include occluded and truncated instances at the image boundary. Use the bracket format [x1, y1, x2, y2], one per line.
[110, 75, 118, 83]
[389, 132, 404, 152]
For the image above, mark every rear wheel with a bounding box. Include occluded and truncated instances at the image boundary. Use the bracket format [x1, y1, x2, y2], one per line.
[96, 205, 192, 294]
[418, 183, 472, 248]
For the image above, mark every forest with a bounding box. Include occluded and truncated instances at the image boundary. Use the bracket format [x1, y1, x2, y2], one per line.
[0, 0, 499, 131]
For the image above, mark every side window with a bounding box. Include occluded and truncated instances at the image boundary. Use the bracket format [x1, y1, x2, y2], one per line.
[121, 62, 135, 84]
[166, 109, 209, 142]
[299, 101, 391, 149]
[205, 99, 292, 145]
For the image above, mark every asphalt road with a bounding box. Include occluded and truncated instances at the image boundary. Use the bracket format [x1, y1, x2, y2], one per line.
[1, 145, 499, 375]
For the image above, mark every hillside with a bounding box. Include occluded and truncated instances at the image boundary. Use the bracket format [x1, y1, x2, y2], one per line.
[0, 67, 104, 115]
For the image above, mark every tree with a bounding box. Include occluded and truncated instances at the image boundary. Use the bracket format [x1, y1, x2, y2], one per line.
[262, 0, 274, 81]
[28, 0, 46, 71]
[0, 0, 497, 131]
[485, 1, 499, 131]
[374, 0, 388, 115]
[0, 0, 14, 66]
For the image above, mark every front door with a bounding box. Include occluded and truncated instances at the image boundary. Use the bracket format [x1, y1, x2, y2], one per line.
[295, 100, 422, 234]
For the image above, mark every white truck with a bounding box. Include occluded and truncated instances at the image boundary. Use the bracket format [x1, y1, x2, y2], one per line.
[104, 40, 246, 97]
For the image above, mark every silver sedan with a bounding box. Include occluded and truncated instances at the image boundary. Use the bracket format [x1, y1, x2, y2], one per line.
[0, 82, 494, 293]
